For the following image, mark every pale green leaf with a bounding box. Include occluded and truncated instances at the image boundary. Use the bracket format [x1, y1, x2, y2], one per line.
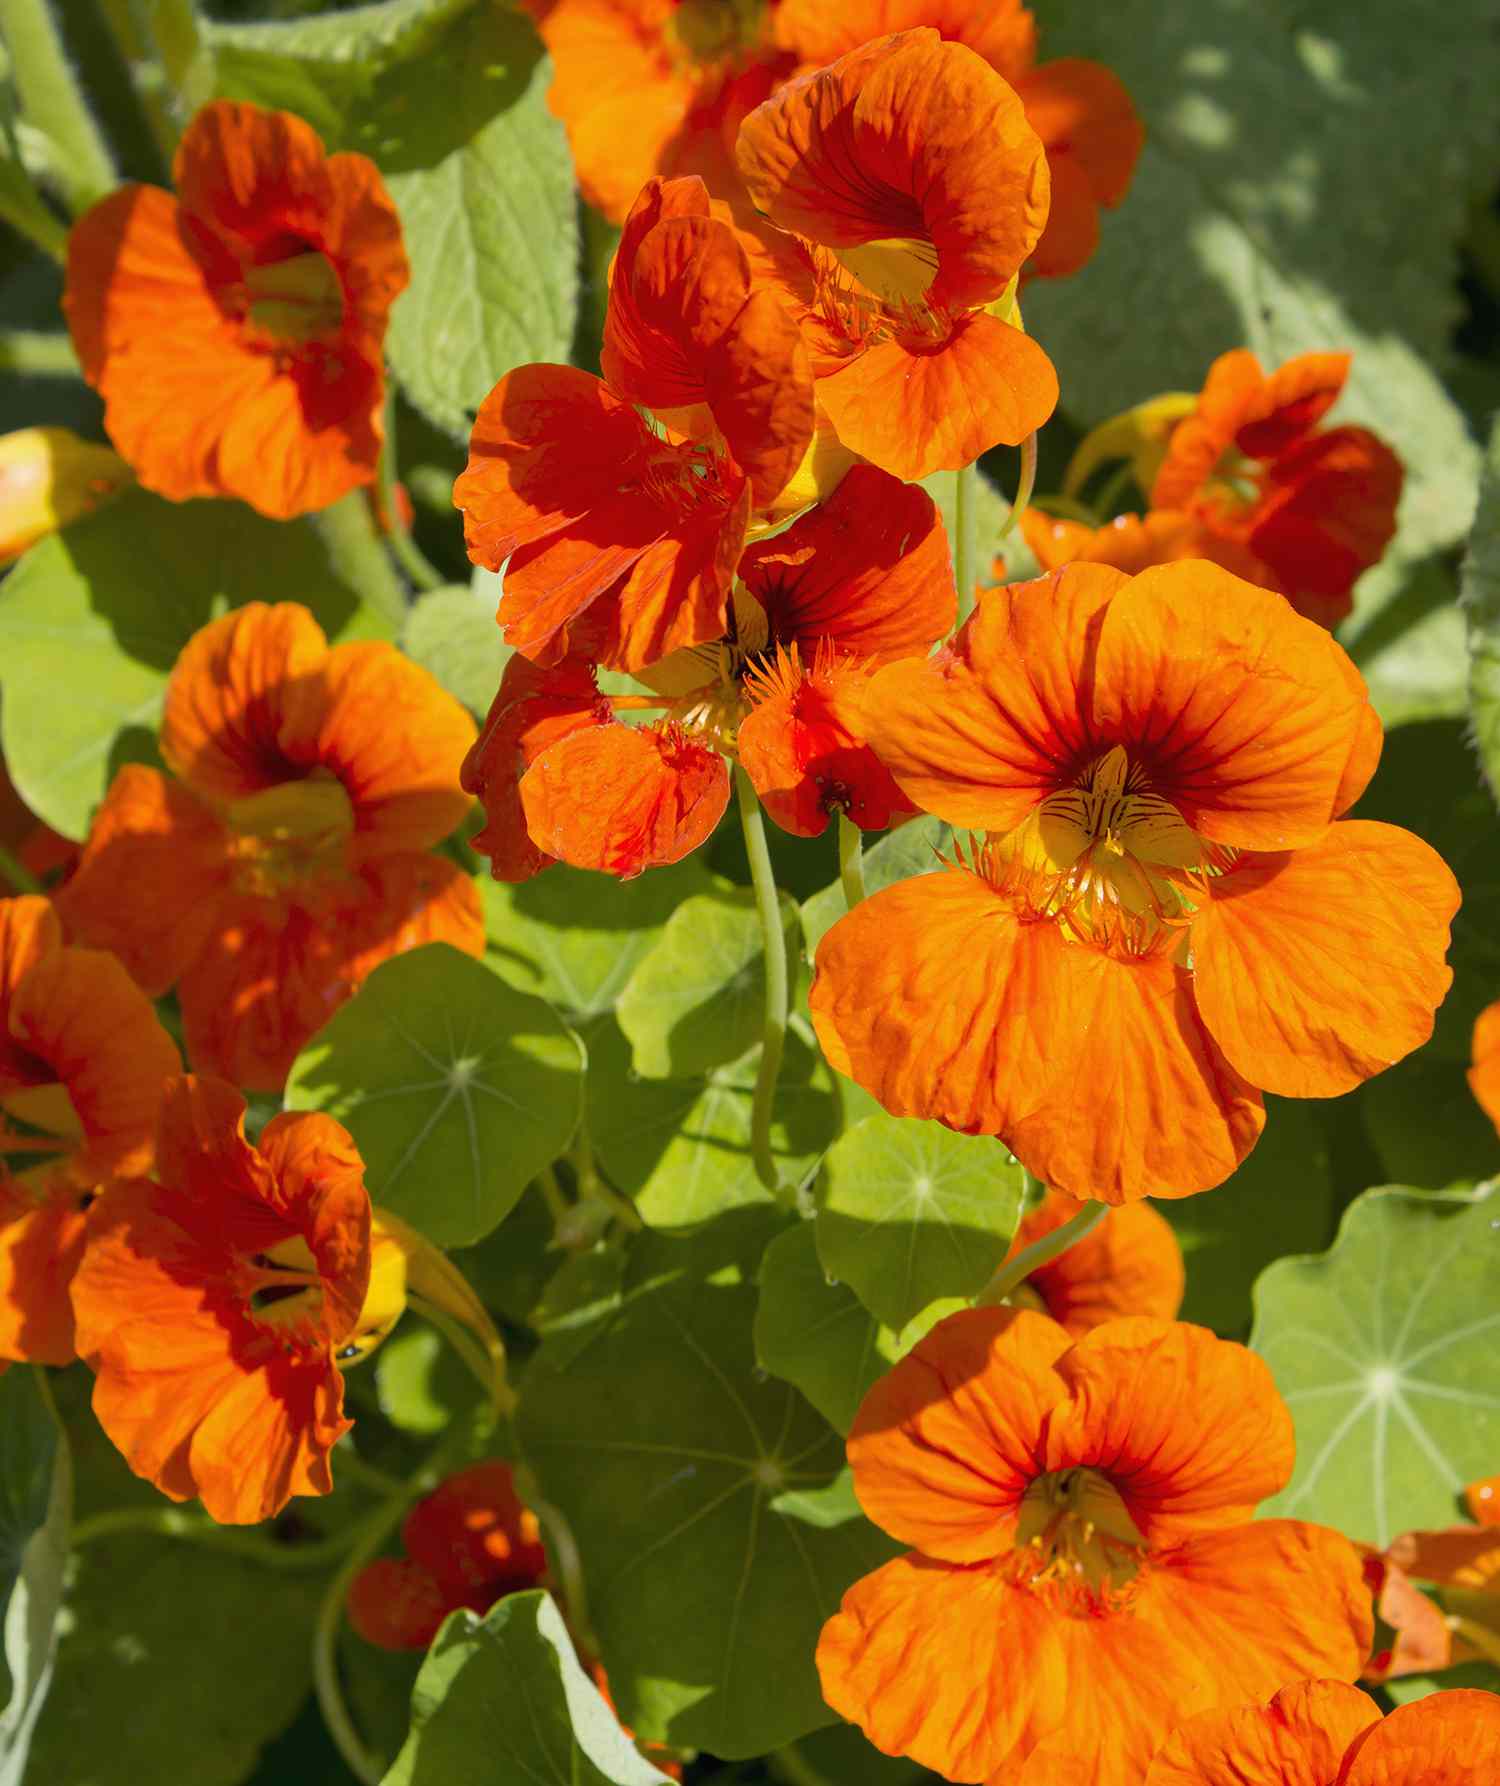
[1252, 1183, 1500, 1544]
[1344, 555, 1468, 729]
[1463, 416, 1500, 803]
[617, 882, 801, 1079]
[517, 1236, 898, 1756]
[381, 1590, 672, 1786]
[375, 1325, 468, 1436]
[401, 583, 509, 718]
[816, 1114, 1023, 1332]
[482, 856, 717, 1023]
[1025, 0, 1497, 570]
[0, 490, 373, 840]
[0, 1369, 69, 1784]
[588, 1017, 837, 1228]
[286, 943, 585, 1247]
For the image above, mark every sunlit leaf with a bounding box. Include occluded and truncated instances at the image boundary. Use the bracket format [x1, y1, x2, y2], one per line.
[517, 1229, 898, 1756]
[1252, 1183, 1500, 1544]
[1463, 415, 1500, 803]
[816, 1114, 1023, 1332]
[0, 490, 373, 840]
[381, 1590, 673, 1786]
[401, 583, 509, 718]
[286, 944, 585, 1247]
[0, 1369, 69, 1785]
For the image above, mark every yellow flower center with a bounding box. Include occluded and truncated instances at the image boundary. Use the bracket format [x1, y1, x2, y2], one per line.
[1014, 1466, 1146, 1613]
[244, 249, 345, 345]
[669, 0, 764, 66]
[246, 1233, 326, 1336]
[0, 1081, 84, 1147]
[225, 772, 355, 900]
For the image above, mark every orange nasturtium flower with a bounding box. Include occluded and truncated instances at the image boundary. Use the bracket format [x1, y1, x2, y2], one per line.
[1366, 1521, 1500, 1683]
[0, 896, 180, 1365]
[811, 561, 1459, 1202]
[1002, 1189, 1184, 1335]
[456, 174, 812, 675]
[1471, 1475, 1500, 1525]
[1468, 1000, 1500, 1140]
[70, 1075, 383, 1525]
[58, 602, 482, 1092]
[735, 28, 1059, 480]
[348, 1461, 549, 1650]
[64, 100, 407, 519]
[772, 0, 1143, 281]
[1144, 1681, 1500, 1786]
[818, 1310, 1372, 1785]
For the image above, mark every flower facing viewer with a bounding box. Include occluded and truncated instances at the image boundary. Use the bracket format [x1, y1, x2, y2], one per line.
[70, 1076, 379, 1524]
[58, 602, 482, 1091]
[818, 1309, 1372, 1784]
[811, 561, 1457, 1201]
[64, 100, 408, 519]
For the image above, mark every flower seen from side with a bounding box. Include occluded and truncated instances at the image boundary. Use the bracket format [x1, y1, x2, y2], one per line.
[1002, 1188, 1184, 1335]
[64, 100, 407, 518]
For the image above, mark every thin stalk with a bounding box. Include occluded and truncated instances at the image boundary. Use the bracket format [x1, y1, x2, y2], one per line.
[412, 1297, 515, 1418]
[313, 1498, 409, 1786]
[0, 0, 116, 210]
[145, 0, 214, 119]
[975, 1201, 1109, 1307]
[312, 490, 408, 631]
[734, 764, 789, 1198]
[1448, 1614, 1500, 1669]
[0, 841, 43, 895]
[535, 1161, 571, 1226]
[72, 1505, 353, 1571]
[767, 1748, 836, 1786]
[0, 329, 78, 373]
[1028, 492, 1101, 526]
[836, 811, 865, 911]
[953, 459, 978, 623]
[997, 429, 1038, 544]
[379, 388, 445, 592]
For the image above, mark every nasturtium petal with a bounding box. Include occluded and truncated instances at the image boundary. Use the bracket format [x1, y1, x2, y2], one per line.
[286, 943, 584, 1248]
[1252, 1183, 1500, 1544]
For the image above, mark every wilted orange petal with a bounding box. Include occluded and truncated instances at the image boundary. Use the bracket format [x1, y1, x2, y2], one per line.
[1344, 1691, 1500, 1785]
[1143, 1679, 1380, 1786]
[847, 1307, 1068, 1561]
[1009, 1190, 1184, 1336]
[1190, 820, 1458, 1099]
[815, 309, 1058, 478]
[56, 765, 232, 997]
[520, 721, 728, 878]
[1043, 1319, 1294, 1542]
[1091, 562, 1369, 851]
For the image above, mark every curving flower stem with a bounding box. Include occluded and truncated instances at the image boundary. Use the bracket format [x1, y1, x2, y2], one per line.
[975, 1200, 1109, 1307]
[836, 811, 865, 911]
[379, 387, 445, 592]
[71, 1505, 354, 1572]
[735, 763, 790, 1198]
[998, 429, 1038, 545]
[313, 1497, 410, 1786]
[953, 459, 978, 624]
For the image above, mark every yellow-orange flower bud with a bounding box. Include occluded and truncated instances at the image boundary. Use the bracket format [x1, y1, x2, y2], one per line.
[0, 426, 129, 564]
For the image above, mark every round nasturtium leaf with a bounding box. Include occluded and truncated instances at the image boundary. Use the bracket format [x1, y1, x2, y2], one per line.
[816, 1113, 1024, 1332]
[1252, 1182, 1500, 1545]
[517, 1239, 898, 1758]
[286, 943, 585, 1248]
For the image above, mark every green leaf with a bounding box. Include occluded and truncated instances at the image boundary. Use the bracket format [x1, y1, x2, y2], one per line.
[617, 881, 801, 1079]
[1385, 1661, 1500, 1705]
[401, 583, 509, 717]
[516, 1236, 898, 1756]
[0, 1369, 69, 1784]
[1161, 1095, 1339, 1335]
[1251, 1183, 1500, 1544]
[375, 1325, 470, 1436]
[755, 1224, 960, 1434]
[28, 1534, 322, 1786]
[0, 489, 372, 840]
[816, 1114, 1023, 1331]
[801, 816, 952, 959]
[286, 943, 585, 1248]
[1345, 555, 1468, 729]
[482, 856, 717, 1024]
[1025, 0, 1496, 569]
[1358, 1053, 1500, 1192]
[1464, 416, 1500, 804]
[381, 1590, 673, 1786]
[920, 467, 1038, 586]
[588, 1017, 838, 1228]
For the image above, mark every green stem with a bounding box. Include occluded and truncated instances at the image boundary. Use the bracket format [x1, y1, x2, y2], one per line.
[975, 1201, 1108, 1307]
[313, 1498, 409, 1786]
[411, 1296, 515, 1418]
[997, 429, 1038, 545]
[0, 329, 78, 374]
[379, 388, 445, 593]
[145, 0, 214, 120]
[536, 1161, 571, 1226]
[0, 0, 116, 211]
[0, 840, 44, 895]
[735, 764, 790, 1199]
[312, 490, 409, 631]
[517, 1475, 597, 1659]
[0, 181, 67, 261]
[571, 1131, 642, 1232]
[1029, 492, 1101, 526]
[72, 1505, 353, 1571]
[953, 459, 978, 624]
[767, 1748, 836, 1786]
[836, 811, 865, 912]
